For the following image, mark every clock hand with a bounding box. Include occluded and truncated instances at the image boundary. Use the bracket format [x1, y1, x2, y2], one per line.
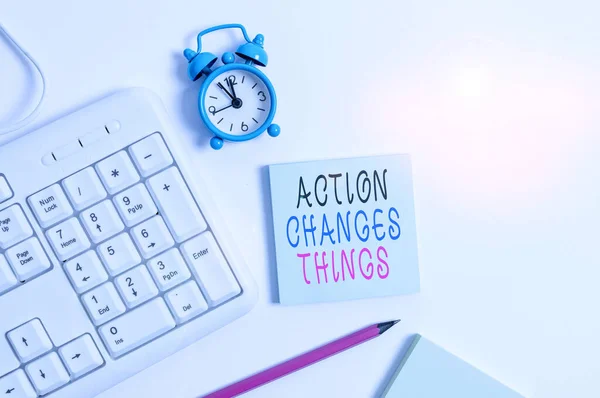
[213, 104, 233, 114]
[227, 77, 237, 99]
[217, 82, 234, 100]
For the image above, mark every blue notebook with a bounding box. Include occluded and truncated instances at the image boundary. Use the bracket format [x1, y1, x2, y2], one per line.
[383, 335, 524, 398]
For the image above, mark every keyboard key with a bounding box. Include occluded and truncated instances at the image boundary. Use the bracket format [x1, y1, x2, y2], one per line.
[65, 251, 108, 293]
[131, 216, 174, 259]
[96, 151, 139, 194]
[28, 184, 73, 228]
[46, 218, 91, 261]
[129, 133, 173, 177]
[113, 184, 158, 227]
[58, 334, 104, 379]
[25, 352, 70, 396]
[147, 167, 207, 242]
[165, 281, 208, 324]
[63, 167, 107, 210]
[0, 370, 37, 398]
[6, 238, 51, 281]
[0, 254, 18, 294]
[99, 298, 175, 358]
[80, 200, 124, 243]
[82, 283, 126, 325]
[147, 248, 191, 291]
[115, 265, 158, 308]
[0, 175, 13, 203]
[0, 205, 33, 249]
[181, 232, 240, 306]
[97, 233, 141, 276]
[7, 319, 53, 362]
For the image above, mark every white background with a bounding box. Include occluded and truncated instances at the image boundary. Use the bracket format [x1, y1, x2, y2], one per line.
[1, 1, 599, 397]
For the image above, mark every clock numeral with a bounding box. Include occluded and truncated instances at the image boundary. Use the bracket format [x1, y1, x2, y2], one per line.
[257, 91, 267, 102]
[224, 75, 236, 85]
[241, 122, 249, 132]
[208, 106, 217, 115]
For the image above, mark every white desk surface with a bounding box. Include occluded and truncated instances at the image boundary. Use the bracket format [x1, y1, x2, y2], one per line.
[1, 1, 599, 397]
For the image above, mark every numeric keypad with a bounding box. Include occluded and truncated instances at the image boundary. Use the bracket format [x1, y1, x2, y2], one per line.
[25, 132, 242, 363]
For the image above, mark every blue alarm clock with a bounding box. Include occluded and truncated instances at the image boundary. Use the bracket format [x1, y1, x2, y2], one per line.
[183, 24, 280, 150]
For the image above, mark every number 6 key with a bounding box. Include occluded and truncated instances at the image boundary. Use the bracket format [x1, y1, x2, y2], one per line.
[131, 216, 174, 259]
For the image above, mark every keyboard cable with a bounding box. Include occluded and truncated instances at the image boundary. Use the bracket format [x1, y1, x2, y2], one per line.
[0, 22, 46, 136]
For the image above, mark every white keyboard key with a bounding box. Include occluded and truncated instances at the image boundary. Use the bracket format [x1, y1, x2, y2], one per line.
[0, 205, 33, 249]
[96, 151, 140, 194]
[80, 200, 124, 243]
[6, 238, 51, 281]
[0, 370, 37, 398]
[165, 281, 208, 324]
[115, 265, 158, 308]
[147, 167, 207, 242]
[113, 184, 158, 227]
[99, 298, 175, 358]
[97, 233, 141, 276]
[82, 283, 126, 325]
[7, 319, 53, 362]
[147, 248, 191, 291]
[46, 218, 91, 261]
[181, 232, 240, 306]
[58, 334, 104, 379]
[129, 133, 173, 177]
[28, 184, 73, 228]
[0, 175, 13, 203]
[25, 352, 70, 396]
[0, 254, 18, 294]
[65, 251, 108, 293]
[131, 216, 174, 258]
[63, 167, 107, 210]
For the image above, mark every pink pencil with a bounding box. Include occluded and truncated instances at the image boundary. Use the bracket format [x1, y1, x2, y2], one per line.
[203, 320, 400, 398]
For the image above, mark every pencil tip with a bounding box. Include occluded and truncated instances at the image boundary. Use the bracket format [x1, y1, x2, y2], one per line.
[377, 319, 401, 334]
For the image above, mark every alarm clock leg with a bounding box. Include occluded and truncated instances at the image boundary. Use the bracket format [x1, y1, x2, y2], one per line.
[268, 124, 281, 137]
[210, 136, 224, 150]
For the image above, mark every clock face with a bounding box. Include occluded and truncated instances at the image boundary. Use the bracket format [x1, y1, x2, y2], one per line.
[203, 68, 272, 136]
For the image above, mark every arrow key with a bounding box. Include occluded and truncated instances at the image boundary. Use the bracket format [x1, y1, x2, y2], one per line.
[25, 352, 69, 396]
[58, 334, 104, 379]
[64, 251, 108, 293]
[80, 200, 124, 243]
[131, 216, 173, 259]
[115, 265, 158, 308]
[0, 370, 36, 398]
[7, 319, 53, 363]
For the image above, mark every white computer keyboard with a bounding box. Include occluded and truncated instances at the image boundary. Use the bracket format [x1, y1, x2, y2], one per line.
[0, 88, 257, 397]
